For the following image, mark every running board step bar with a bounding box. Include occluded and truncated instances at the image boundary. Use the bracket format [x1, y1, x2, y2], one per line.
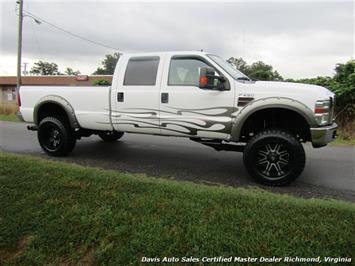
[190, 138, 245, 152]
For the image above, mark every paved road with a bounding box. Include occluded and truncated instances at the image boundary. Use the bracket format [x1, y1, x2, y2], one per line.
[1, 121, 354, 201]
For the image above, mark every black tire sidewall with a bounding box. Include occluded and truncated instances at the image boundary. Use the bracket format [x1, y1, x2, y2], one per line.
[243, 129, 305, 186]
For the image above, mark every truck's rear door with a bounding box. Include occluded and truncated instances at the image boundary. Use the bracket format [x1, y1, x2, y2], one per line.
[111, 55, 164, 134]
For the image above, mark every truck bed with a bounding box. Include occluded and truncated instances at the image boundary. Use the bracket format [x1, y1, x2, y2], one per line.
[19, 86, 113, 131]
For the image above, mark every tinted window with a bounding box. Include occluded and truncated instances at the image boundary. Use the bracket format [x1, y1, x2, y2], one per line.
[168, 58, 210, 86]
[124, 57, 159, 86]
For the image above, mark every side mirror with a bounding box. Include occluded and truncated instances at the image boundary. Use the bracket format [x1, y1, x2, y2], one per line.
[199, 67, 226, 90]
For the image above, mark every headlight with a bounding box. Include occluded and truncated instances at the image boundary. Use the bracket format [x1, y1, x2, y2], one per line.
[314, 100, 330, 125]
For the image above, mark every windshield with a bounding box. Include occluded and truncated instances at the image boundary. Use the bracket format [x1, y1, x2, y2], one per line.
[208, 54, 250, 81]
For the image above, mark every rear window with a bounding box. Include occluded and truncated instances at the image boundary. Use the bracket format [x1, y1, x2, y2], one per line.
[123, 57, 160, 86]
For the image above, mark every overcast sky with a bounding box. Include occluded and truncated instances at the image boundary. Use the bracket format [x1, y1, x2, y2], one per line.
[0, 0, 354, 78]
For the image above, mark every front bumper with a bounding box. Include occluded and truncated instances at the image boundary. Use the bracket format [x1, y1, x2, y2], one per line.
[310, 122, 338, 148]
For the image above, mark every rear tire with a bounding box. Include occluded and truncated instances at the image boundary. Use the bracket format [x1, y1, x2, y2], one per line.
[243, 129, 305, 186]
[37, 116, 76, 156]
[98, 131, 124, 142]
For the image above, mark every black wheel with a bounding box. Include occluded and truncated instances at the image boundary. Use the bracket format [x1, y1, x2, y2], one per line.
[243, 129, 305, 186]
[37, 116, 76, 156]
[98, 131, 124, 142]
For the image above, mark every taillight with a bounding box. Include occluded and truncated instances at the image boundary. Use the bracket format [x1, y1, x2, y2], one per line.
[17, 90, 21, 109]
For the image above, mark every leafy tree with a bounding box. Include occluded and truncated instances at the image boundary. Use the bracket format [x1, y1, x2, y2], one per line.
[333, 60, 355, 101]
[64, 67, 80, 76]
[30, 61, 62, 75]
[227, 57, 248, 73]
[93, 53, 120, 75]
[248, 61, 283, 81]
[227, 57, 283, 81]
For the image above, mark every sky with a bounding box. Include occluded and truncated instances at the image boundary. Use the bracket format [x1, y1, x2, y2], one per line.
[0, 0, 354, 78]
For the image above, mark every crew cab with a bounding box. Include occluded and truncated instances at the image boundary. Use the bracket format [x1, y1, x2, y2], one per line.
[17, 51, 337, 186]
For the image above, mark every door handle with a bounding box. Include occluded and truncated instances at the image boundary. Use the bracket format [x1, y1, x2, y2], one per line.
[117, 92, 124, 102]
[161, 92, 169, 103]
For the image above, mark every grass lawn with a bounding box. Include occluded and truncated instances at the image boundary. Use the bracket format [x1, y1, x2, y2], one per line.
[0, 153, 354, 265]
[0, 114, 19, 122]
[332, 136, 355, 146]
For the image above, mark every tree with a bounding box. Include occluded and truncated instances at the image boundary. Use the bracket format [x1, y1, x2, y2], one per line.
[30, 61, 62, 75]
[227, 57, 248, 73]
[64, 67, 80, 76]
[248, 61, 283, 81]
[93, 52, 120, 75]
[333, 60, 355, 101]
[227, 57, 283, 81]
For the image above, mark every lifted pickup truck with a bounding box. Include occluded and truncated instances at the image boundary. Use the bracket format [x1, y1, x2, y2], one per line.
[18, 51, 337, 186]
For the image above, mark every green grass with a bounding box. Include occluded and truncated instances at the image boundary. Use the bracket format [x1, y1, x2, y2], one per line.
[0, 114, 19, 122]
[332, 135, 355, 146]
[0, 153, 354, 265]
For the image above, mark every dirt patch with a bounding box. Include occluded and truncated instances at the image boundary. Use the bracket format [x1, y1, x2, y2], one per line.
[63, 180, 88, 189]
[81, 248, 95, 266]
[57, 246, 95, 266]
[0, 235, 34, 262]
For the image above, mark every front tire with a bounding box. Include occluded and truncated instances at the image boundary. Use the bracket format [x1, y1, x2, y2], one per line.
[37, 116, 76, 156]
[243, 129, 305, 186]
[98, 131, 124, 142]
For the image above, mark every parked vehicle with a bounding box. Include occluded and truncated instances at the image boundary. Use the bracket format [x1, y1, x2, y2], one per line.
[17, 51, 337, 186]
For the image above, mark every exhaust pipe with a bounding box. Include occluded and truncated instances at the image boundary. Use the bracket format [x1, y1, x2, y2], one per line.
[27, 125, 38, 131]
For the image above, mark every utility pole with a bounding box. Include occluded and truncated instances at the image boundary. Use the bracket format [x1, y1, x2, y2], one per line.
[17, 0, 24, 90]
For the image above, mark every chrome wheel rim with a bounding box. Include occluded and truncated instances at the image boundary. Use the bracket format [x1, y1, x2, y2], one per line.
[256, 143, 290, 179]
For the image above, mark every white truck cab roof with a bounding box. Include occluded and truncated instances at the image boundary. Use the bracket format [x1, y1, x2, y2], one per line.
[121, 50, 210, 58]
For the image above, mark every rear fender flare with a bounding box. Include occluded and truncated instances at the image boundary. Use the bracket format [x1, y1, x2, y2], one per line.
[34, 95, 80, 129]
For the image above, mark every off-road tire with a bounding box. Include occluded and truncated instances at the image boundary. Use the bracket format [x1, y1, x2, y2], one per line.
[37, 116, 76, 156]
[98, 131, 124, 142]
[243, 129, 305, 186]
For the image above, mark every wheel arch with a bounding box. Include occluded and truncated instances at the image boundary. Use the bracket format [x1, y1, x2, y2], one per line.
[34, 95, 80, 129]
[231, 97, 317, 142]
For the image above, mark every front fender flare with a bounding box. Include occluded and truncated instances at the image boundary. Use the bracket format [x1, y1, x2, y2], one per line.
[230, 97, 317, 141]
[34, 95, 80, 129]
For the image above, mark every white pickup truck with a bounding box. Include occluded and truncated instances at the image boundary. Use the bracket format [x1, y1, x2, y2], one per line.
[18, 51, 337, 186]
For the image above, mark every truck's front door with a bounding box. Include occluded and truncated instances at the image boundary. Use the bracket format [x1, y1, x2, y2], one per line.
[159, 55, 236, 140]
[111, 55, 163, 134]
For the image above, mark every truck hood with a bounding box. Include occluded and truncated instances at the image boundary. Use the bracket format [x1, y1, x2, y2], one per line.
[237, 80, 335, 100]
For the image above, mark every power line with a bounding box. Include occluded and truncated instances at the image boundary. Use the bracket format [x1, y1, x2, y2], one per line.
[30, 16, 43, 59]
[22, 10, 123, 53]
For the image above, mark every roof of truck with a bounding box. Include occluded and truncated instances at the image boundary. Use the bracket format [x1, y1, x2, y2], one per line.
[122, 51, 210, 57]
